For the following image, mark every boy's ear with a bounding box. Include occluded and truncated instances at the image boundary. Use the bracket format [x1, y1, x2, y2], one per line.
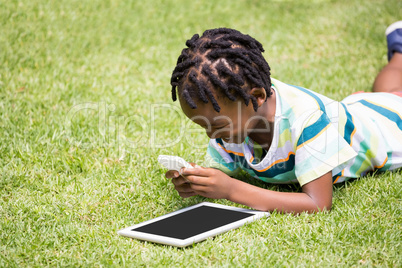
[249, 87, 267, 107]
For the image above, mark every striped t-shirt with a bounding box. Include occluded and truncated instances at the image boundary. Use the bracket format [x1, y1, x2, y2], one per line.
[205, 78, 402, 186]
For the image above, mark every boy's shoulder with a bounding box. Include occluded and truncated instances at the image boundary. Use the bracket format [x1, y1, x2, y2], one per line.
[271, 78, 332, 120]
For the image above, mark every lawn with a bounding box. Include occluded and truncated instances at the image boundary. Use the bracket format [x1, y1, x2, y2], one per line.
[1, 0, 401, 266]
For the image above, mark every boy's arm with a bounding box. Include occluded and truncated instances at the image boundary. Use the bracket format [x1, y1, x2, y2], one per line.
[228, 171, 333, 213]
[180, 167, 333, 214]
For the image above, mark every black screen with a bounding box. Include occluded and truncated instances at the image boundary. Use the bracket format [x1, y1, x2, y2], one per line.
[131, 205, 253, 240]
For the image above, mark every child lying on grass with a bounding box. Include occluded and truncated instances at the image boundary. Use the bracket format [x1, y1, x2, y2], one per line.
[165, 22, 402, 213]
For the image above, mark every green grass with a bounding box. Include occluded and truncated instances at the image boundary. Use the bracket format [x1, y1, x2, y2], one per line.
[1, 0, 401, 266]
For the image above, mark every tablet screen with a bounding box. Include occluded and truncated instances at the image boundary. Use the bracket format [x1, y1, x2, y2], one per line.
[131, 205, 254, 240]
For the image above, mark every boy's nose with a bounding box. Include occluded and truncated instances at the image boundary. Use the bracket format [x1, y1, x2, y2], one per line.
[206, 130, 220, 139]
[208, 131, 230, 140]
[206, 130, 214, 139]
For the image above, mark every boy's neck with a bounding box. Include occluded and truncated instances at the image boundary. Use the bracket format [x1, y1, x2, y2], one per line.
[248, 89, 276, 150]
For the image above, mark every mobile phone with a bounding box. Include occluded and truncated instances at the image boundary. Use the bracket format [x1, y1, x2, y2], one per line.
[157, 155, 193, 172]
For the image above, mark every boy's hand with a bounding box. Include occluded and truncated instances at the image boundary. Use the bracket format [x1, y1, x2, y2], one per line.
[165, 165, 234, 200]
[179, 166, 233, 200]
[165, 163, 197, 198]
[165, 171, 196, 198]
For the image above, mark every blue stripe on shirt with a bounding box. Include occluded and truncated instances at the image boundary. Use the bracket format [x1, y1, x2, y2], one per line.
[254, 153, 296, 178]
[341, 103, 356, 145]
[296, 112, 331, 147]
[289, 84, 326, 113]
[357, 100, 402, 131]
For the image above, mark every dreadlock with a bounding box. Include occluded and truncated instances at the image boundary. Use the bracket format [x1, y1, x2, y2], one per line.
[170, 28, 272, 112]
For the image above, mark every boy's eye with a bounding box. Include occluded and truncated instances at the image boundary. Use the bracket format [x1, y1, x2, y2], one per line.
[213, 125, 226, 130]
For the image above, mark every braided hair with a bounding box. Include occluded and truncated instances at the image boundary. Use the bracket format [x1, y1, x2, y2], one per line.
[170, 28, 272, 112]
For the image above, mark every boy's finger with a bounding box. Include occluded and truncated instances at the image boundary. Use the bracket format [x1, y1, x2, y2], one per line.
[165, 170, 180, 178]
[184, 175, 208, 186]
[172, 176, 191, 185]
[180, 167, 207, 176]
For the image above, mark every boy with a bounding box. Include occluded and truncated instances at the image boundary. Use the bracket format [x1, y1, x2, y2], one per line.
[165, 22, 402, 213]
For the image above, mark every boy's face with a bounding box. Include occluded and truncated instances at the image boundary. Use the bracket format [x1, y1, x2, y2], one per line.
[179, 95, 271, 144]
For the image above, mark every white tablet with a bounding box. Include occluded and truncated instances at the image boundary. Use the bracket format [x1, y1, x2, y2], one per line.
[117, 202, 269, 247]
